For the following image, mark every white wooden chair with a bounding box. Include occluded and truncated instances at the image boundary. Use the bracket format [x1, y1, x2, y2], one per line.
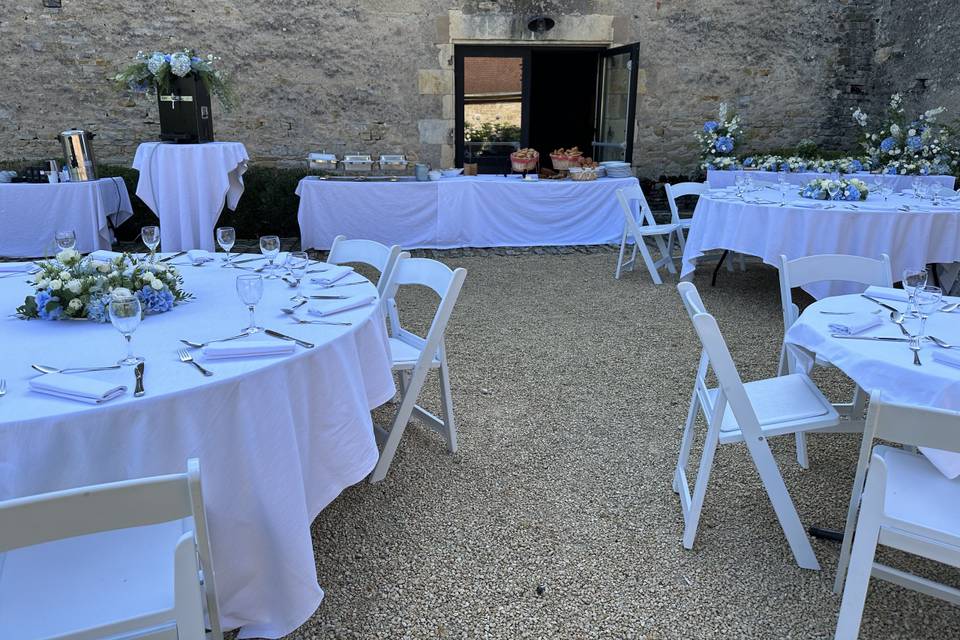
[0, 459, 222, 640]
[614, 185, 681, 285]
[665, 181, 744, 271]
[327, 234, 406, 297]
[370, 256, 467, 483]
[834, 392, 960, 639]
[675, 282, 839, 570]
[778, 253, 893, 468]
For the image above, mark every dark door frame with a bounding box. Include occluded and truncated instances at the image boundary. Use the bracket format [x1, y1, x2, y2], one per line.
[594, 43, 640, 163]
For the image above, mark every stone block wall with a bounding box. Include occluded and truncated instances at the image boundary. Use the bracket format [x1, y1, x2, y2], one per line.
[0, 0, 956, 179]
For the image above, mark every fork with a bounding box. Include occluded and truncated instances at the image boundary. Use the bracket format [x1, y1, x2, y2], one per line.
[290, 318, 352, 326]
[0, 379, 5, 397]
[179, 331, 250, 349]
[177, 349, 214, 376]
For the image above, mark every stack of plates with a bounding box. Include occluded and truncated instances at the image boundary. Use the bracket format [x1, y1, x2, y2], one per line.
[600, 161, 633, 178]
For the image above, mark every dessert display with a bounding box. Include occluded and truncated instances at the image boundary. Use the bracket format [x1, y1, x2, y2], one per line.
[549, 146, 584, 171]
[510, 148, 540, 173]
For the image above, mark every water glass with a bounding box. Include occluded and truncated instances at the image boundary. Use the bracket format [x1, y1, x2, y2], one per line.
[259, 235, 281, 278]
[142, 225, 160, 262]
[55, 229, 76, 251]
[777, 172, 788, 203]
[236, 274, 264, 333]
[826, 180, 840, 201]
[912, 177, 922, 198]
[286, 251, 309, 300]
[734, 173, 746, 198]
[915, 285, 943, 345]
[217, 227, 236, 266]
[109, 293, 144, 366]
[902, 267, 928, 317]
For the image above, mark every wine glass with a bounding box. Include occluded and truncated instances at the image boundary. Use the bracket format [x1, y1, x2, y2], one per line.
[902, 267, 928, 318]
[915, 285, 943, 347]
[217, 226, 236, 266]
[55, 229, 76, 251]
[777, 172, 788, 203]
[872, 174, 885, 202]
[931, 186, 943, 206]
[109, 293, 144, 366]
[142, 225, 160, 262]
[734, 173, 746, 198]
[286, 251, 309, 301]
[826, 179, 840, 201]
[236, 274, 264, 334]
[259, 235, 281, 278]
[911, 177, 922, 198]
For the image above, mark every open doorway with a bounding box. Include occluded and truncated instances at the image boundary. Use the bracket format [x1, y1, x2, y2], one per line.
[455, 43, 639, 173]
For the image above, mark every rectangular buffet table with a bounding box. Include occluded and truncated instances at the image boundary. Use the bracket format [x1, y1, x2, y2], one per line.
[0, 178, 133, 257]
[296, 175, 639, 249]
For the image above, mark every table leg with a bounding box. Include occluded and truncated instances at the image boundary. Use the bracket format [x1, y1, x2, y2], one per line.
[711, 250, 729, 287]
[808, 525, 843, 542]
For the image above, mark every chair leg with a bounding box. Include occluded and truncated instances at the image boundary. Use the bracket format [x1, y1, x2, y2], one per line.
[674, 387, 700, 494]
[795, 433, 810, 470]
[615, 226, 628, 279]
[628, 243, 639, 272]
[835, 486, 883, 639]
[653, 234, 677, 275]
[681, 425, 719, 549]
[438, 359, 457, 454]
[744, 436, 820, 570]
[675, 226, 687, 253]
[370, 368, 429, 483]
[636, 237, 664, 285]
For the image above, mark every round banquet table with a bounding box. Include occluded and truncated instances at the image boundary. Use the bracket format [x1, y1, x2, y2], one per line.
[681, 186, 960, 299]
[0, 254, 395, 638]
[784, 292, 960, 479]
[706, 169, 956, 192]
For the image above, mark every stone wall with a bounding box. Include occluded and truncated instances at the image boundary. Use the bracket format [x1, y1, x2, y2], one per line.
[0, 0, 955, 178]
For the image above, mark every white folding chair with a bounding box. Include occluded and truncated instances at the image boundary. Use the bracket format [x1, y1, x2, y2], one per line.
[834, 392, 960, 638]
[675, 282, 839, 570]
[614, 185, 681, 285]
[370, 256, 467, 483]
[778, 253, 893, 468]
[0, 459, 222, 640]
[665, 181, 744, 271]
[327, 234, 406, 297]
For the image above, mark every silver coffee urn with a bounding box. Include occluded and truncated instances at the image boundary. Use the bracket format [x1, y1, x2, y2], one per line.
[57, 129, 98, 181]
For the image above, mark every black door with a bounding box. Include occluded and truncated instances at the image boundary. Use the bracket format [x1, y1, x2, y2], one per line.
[592, 43, 640, 163]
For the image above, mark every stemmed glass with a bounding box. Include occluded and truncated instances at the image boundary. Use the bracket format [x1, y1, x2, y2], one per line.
[55, 230, 76, 251]
[259, 235, 281, 278]
[914, 285, 943, 348]
[236, 274, 264, 334]
[931, 186, 943, 206]
[902, 267, 928, 318]
[872, 174, 886, 202]
[142, 225, 160, 262]
[109, 293, 144, 366]
[286, 251, 309, 301]
[826, 179, 840, 202]
[217, 226, 236, 267]
[911, 177, 922, 199]
[777, 171, 788, 204]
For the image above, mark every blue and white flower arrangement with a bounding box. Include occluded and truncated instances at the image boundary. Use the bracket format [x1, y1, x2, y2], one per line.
[115, 49, 235, 110]
[851, 93, 959, 177]
[799, 178, 869, 202]
[16, 249, 191, 322]
[696, 103, 743, 170]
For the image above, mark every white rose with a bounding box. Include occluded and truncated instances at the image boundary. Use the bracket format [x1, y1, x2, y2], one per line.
[67, 279, 82, 294]
[112, 287, 133, 300]
[97, 262, 111, 273]
[908, 129, 916, 137]
[49, 279, 62, 291]
[59, 270, 71, 281]
[68, 298, 83, 311]
[36, 278, 49, 289]
[151, 279, 164, 290]
[890, 124, 901, 136]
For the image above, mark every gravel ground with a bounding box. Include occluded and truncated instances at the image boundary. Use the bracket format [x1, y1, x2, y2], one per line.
[268, 251, 957, 640]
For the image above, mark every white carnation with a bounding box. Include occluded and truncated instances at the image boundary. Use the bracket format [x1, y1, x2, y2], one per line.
[67, 279, 82, 294]
[49, 279, 62, 291]
[151, 279, 164, 290]
[68, 298, 83, 311]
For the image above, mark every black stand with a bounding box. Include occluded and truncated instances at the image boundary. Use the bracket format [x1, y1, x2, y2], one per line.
[711, 250, 729, 287]
[808, 525, 844, 543]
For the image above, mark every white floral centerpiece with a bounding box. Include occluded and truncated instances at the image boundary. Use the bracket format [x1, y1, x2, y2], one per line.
[800, 177, 869, 201]
[742, 154, 869, 174]
[852, 93, 959, 176]
[16, 250, 191, 321]
[115, 50, 235, 110]
[696, 103, 743, 170]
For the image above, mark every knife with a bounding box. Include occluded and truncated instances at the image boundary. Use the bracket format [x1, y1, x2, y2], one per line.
[860, 294, 902, 313]
[158, 251, 187, 263]
[134, 361, 145, 397]
[830, 334, 911, 342]
[305, 294, 348, 300]
[265, 329, 315, 349]
[232, 256, 268, 265]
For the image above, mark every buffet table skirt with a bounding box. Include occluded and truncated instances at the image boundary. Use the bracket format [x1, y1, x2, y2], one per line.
[0, 257, 394, 638]
[296, 175, 639, 249]
[133, 142, 249, 251]
[707, 169, 956, 192]
[682, 189, 960, 299]
[0, 178, 133, 257]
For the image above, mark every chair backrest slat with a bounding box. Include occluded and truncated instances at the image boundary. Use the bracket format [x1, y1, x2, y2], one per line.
[665, 181, 706, 225]
[327, 235, 404, 296]
[616, 185, 658, 231]
[865, 391, 960, 454]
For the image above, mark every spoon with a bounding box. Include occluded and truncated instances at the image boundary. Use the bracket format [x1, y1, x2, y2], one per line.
[289, 317, 352, 326]
[940, 302, 960, 313]
[890, 310, 912, 337]
[927, 335, 955, 349]
[179, 331, 251, 349]
[280, 299, 309, 314]
[31, 364, 122, 375]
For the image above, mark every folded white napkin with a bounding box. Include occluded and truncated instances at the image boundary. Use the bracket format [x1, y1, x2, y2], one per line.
[932, 350, 960, 369]
[30, 372, 126, 404]
[828, 313, 883, 335]
[187, 249, 214, 264]
[308, 295, 376, 317]
[863, 286, 909, 303]
[203, 340, 296, 360]
[310, 265, 354, 286]
[87, 250, 123, 262]
[0, 262, 34, 272]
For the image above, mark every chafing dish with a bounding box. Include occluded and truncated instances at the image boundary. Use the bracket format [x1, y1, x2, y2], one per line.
[341, 154, 374, 172]
[307, 152, 338, 171]
[378, 154, 409, 172]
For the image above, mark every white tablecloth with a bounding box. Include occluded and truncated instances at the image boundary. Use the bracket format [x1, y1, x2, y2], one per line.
[785, 293, 960, 478]
[296, 175, 638, 249]
[0, 178, 133, 257]
[707, 169, 957, 192]
[0, 255, 394, 638]
[682, 187, 960, 299]
[133, 142, 249, 251]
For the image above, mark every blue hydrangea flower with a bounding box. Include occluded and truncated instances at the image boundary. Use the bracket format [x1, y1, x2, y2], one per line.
[703, 121, 719, 134]
[85, 293, 111, 323]
[146, 52, 166, 74]
[906, 136, 922, 151]
[886, 166, 898, 174]
[743, 156, 754, 167]
[714, 136, 734, 154]
[849, 159, 863, 172]
[169, 52, 192, 77]
[136, 287, 175, 314]
[846, 185, 861, 201]
[919, 165, 929, 175]
[880, 137, 896, 153]
[35, 290, 63, 320]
